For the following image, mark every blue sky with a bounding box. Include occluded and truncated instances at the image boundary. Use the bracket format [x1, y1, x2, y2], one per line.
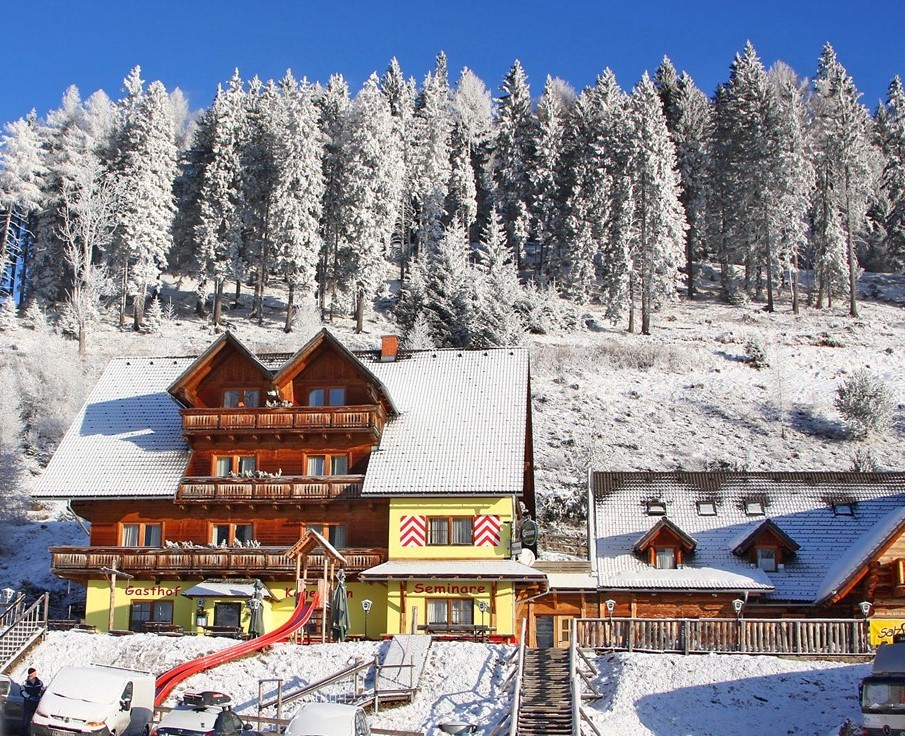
[3, 0, 904, 124]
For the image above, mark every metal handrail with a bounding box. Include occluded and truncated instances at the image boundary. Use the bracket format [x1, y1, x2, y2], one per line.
[258, 658, 371, 710]
[508, 618, 528, 736]
[0, 593, 49, 673]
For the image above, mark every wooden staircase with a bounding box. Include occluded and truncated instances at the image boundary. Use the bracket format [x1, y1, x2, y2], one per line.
[516, 648, 574, 736]
[0, 594, 49, 673]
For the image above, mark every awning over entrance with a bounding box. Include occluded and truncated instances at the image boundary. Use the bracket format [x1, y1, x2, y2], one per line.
[181, 580, 276, 599]
[359, 559, 546, 582]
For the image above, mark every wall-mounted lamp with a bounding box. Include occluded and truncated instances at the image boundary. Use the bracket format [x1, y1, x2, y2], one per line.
[859, 601, 872, 618]
[732, 598, 745, 617]
[605, 599, 616, 618]
[1, 588, 15, 605]
[361, 598, 372, 640]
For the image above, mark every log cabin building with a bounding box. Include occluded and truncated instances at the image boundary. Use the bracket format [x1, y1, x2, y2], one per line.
[524, 471, 905, 648]
[34, 330, 544, 639]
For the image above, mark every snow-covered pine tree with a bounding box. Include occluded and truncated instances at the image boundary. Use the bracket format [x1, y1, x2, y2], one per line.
[877, 76, 905, 270]
[380, 58, 418, 279]
[452, 68, 494, 245]
[195, 78, 246, 327]
[448, 112, 478, 236]
[810, 43, 875, 317]
[0, 296, 18, 331]
[494, 60, 535, 269]
[421, 220, 476, 347]
[395, 251, 428, 335]
[318, 74, 351, 314]
[272, 72, 325, 333]
[0, 115, 46, 303]
[473, 209, 525, 346]
[655, 58, 712, 299]
[627, 73, 687, 334]
[112, 70, 178, 330]
[531, 76, 573, 282]
[412, 57, 452, 257]
[338, 74, 404, 332]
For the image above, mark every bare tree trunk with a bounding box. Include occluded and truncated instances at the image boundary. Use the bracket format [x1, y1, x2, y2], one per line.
[792, 270, 799, 315]
[213, 278, 224, 327]
[627, 276, 635, 333]
[765, 219, 774, 313]
[355, 284, 365, 334]
[686, 224, 696, 300]
[132, 286, 145, 331]
[118, 261, 128, 328]
[284, 281, 295, 334]
[233, 279, 241, 310]
[845, 171, 859, 318]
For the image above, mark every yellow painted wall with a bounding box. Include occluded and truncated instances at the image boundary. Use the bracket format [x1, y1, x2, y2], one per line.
[84, 578, 388, 638]
[384, 579, 515, 637]
[870, 618, 905, 645]
[389, 497, 515, 560]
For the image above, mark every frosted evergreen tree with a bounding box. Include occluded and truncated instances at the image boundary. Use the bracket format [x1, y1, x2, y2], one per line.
[272, 73, 325, 333]
[448, 115, 477, 235]
[412, 56, 452, 256]
[395, 252, 428, 334]
[112, 70, 178, 330]
[655, 58, 712, 298]
[421, 220, 476, 347]
[531, 77, 572, 281]
[811, 44, 875, 316]
[494, 60, 535, 268]
[144, 295, 164, 333]
[380, 58, 418, 278]
[338, 75, 404, 332]
[195, 78, 245, 327]
[318, 74, 351, 312]
[473, 210, 526, 346]
[0, 297, 18, 332]
[0, 115, 46, 301]
[877, 76, 905, 270]
[403, 313, 435, 350]
[452, 68, 494, 244]
[627, 73, 687, 334]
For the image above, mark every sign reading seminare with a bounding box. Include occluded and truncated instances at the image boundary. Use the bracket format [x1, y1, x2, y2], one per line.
[412, 583, 487, 595]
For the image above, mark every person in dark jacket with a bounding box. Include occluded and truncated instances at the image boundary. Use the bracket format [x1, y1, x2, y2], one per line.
[21, 668, 43, 733]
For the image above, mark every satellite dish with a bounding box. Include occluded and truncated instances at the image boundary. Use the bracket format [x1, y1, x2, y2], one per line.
[518, 548, 536, 567]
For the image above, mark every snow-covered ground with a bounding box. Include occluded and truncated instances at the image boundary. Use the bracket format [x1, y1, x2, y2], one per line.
[8, 632, 868, 735]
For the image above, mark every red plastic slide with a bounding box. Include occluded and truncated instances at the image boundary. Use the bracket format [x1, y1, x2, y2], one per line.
[154, 593, 319, 706]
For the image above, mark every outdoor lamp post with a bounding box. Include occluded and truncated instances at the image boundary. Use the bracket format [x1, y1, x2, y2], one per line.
[476, 600, 489, 641]
[1, 588, 14, 605]
[361, 599, 372, 640]
[195, 598, 208, 629]
[732, 598, 745, 618]
[859, 601, 872, 618]
[605, 599, 616, 620]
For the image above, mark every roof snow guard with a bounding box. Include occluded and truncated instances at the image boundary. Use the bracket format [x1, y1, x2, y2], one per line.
[590, 471, 905, 602]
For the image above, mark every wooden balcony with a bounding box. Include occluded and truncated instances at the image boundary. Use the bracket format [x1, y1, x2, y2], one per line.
[49, 546, 387, 579]
[180, 405, 384, 436]
[177, 475, 364, 504]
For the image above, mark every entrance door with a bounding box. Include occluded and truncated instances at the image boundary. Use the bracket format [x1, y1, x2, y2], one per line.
[536, 615, 554, 648]
[214, 602, 242, 628]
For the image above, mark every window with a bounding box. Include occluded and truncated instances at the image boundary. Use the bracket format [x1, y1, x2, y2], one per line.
[308, 387, 346, 407]
[306, 454, 349, 476]
[308, 524, 347, 549]
[214, 602, 242, 628]
[756, 547, 777, 572]
[832, 502, 854, 516]
[427, 598, 474, 626]
[427, 517, 473, 545]
[655, 547, 676, 569]
[223, 389, 260, 408]
[696, 501, 717, 516]
[744, 500, 765, 516]
[646, 501, 667, 516]
[212, 523, 254, 546]
[121, 523, 162, 547]
[129, 600, 173, 631]
[213, 455, 256, 476]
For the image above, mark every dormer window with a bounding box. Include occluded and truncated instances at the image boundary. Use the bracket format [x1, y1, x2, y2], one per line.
[308, 387, 346, 407]
[634, 518, 697, 569]
[832, 502, 854, 516]
[646, 500, 667, 516]
[696, 501, 717, 516]
[223, 388, 260, 408]
[756, 547, 777, 572]
[733, 519, 800, 573]
[655, 547, 676, 569]
[744, 500, 765, 516]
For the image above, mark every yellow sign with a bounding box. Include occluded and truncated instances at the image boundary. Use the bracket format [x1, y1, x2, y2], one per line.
[870, 619, 905, 645]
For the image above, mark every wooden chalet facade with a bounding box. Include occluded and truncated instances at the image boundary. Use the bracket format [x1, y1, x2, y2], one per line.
[521, 472, 905, 649]
[35, 330, 543, 639]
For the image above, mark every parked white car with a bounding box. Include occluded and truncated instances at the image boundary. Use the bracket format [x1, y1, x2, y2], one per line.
[151, 692, 259, 736]
[284, 703, 369, 736]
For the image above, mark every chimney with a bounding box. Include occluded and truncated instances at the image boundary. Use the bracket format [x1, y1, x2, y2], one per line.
[381, 335, 399, 362]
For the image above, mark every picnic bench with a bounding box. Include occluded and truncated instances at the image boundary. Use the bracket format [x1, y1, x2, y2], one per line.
[417, 623, 496, 641]
[203, 625, 244, 638]
[143, 621, 184, 635]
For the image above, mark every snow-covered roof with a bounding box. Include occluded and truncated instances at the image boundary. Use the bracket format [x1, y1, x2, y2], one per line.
[360, 348, 529, 497]
[33, 340, 530, 501]
[590, 472, 905, 601]
[359, 559, 545, 581]
[181, 580, 275, 600]
[34, 357, 193, 499]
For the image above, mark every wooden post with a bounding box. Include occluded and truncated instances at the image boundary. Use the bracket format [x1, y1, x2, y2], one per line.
[321, 557, 328, 643]
[108, 569, 117, 632]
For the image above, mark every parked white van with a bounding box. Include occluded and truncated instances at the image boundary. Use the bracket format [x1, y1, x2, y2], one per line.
[30, 666, 155, 736]
[284, 703, 369, 736]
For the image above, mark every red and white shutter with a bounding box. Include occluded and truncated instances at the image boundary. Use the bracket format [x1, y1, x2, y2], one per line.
[473, 515, 501, 547]
[400, 515, 427, 547]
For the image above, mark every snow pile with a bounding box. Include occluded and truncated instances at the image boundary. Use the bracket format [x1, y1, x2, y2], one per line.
[10, 632, 870, 735]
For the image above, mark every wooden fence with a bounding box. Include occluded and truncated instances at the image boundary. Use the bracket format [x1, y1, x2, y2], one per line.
[575, 617, 873, 656]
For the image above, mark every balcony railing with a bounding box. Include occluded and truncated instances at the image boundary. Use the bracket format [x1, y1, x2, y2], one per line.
[177, 475, 364, 503]
[49, 546, 387, 578]
[181, 406, 384, 434]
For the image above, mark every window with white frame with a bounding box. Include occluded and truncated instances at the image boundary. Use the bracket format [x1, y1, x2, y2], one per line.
[121, 523, 162, 547]
[427, 598, 474, 626]
[654, 547, 676, 569]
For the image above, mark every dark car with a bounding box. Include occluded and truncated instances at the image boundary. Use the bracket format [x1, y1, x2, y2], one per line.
[0, 675, 24, 736]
